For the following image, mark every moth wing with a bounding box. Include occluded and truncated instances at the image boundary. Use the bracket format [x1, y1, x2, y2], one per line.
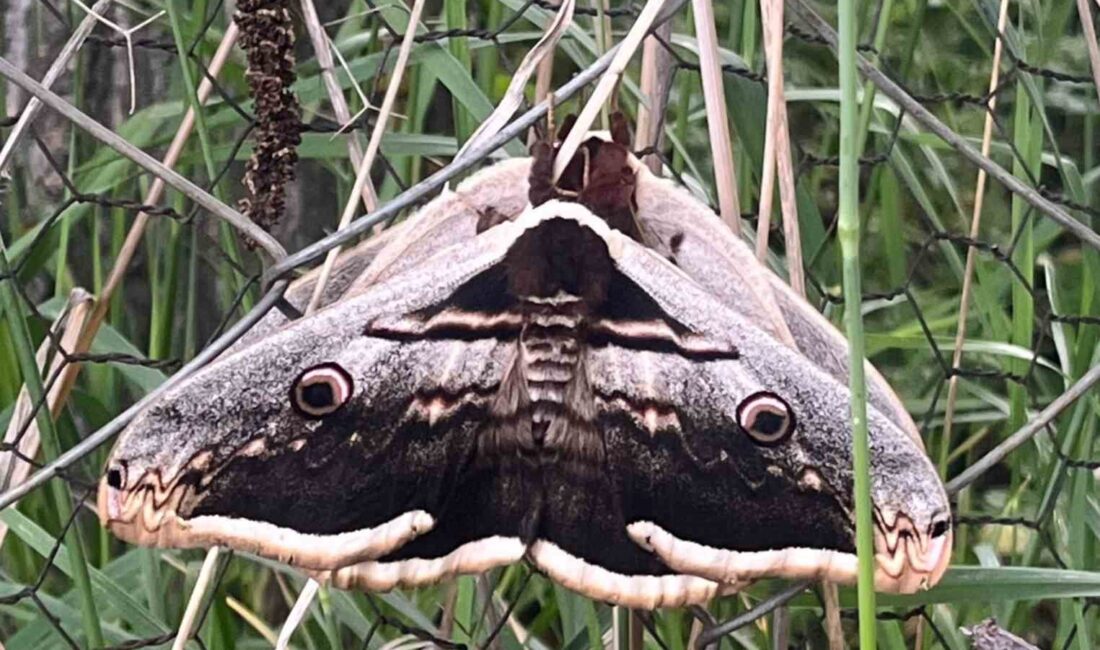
[520, 239, 833, 583]
[631, 166, 798, 346]
[349, 159, 532, 291]
[232, 223, 410, 351]
[234, 158, 529, 349]
[100, 223, 531, 572]
[574, 239, 938, 590]
[762, 272, 924, 445]
[633, 166, 922, 443]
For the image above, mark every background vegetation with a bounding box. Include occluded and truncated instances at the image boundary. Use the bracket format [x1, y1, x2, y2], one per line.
[0, 0, 1098, 648]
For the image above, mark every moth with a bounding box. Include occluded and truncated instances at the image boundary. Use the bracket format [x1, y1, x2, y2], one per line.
[99, 118, 952, 608]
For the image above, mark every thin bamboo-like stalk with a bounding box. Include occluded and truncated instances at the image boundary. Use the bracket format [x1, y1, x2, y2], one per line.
[306, 0, 427, 314]
[755, 3, 777, 258]
[0, 290, 93, 542]
[0, 244, 103, 646]
[299, 0, 379, 211]
[755, 0, 803, 296]
[939, 0, 1011, 472]
[690, 0, 742, 233]
[820, 581, 844, 650]
[276, 578, 320, 650]
[531, 56, 556, 146]
[836, 0, 877, 645]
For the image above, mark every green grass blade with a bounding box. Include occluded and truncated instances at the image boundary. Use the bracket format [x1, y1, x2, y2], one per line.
[837, 0, 878, 645]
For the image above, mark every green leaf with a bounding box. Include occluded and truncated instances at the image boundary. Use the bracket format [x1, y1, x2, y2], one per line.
[0, 508, 170, 637]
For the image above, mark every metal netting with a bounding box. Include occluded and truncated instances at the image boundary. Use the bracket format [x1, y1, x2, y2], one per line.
[1, 0, 1098, 648]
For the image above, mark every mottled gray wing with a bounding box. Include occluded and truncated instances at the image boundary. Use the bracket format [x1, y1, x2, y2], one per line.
[234, 159, 530, 350]
[232, 223, 409, 351]
[572, 228, 951, 594]
[631, 166, 924, 444]
[338, 151, 918, 445]
[349, 159, 533, 290]
[99, 222, 532, 571]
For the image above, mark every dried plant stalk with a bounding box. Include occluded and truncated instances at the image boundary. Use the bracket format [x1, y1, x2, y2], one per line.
[690, 0, 741, 233]
[236, 0, 303, 239]
[0, 290, 93, 544]
[554, 0, 667, 179]
[636, 22, 674, 175]
[755, 0, 804, 297]
[940, 0, 1010, 464]
[299, 0, 378, 211]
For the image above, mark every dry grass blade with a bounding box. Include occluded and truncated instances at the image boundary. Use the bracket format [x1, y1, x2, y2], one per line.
[299, 0, 379, 211]
[1077, 0, 1100, 103]
[455, 0, 575, 163]
[820, 580, 843, 650]
[690, 0, 741, 233]
[276, 578, 320, 650]
[554, 0, 669, 180]
[531, 55, 556, 145]
[635, 22, 674, 174]
[755, 4, 777, 256]
[226, 596, 280, 644]
[755, 0, 804, 296]
[306, 0, 428, 314]
[172, 546, 222, 650]
[939, 0, 1010, 466]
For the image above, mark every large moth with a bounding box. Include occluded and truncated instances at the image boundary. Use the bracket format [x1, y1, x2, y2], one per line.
[99, 121, 951, 608]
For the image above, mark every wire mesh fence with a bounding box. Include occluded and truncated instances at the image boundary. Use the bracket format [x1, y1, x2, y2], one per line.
[0, 0, 1098, 648]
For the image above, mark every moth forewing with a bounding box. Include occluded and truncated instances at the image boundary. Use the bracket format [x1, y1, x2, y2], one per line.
[98, 217, 527, 570]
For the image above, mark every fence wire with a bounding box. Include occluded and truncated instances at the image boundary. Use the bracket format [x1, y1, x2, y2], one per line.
[0, 1, 1098, 648]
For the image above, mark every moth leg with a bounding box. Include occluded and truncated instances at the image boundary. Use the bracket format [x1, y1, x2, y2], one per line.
[627, 520, 853, 587]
